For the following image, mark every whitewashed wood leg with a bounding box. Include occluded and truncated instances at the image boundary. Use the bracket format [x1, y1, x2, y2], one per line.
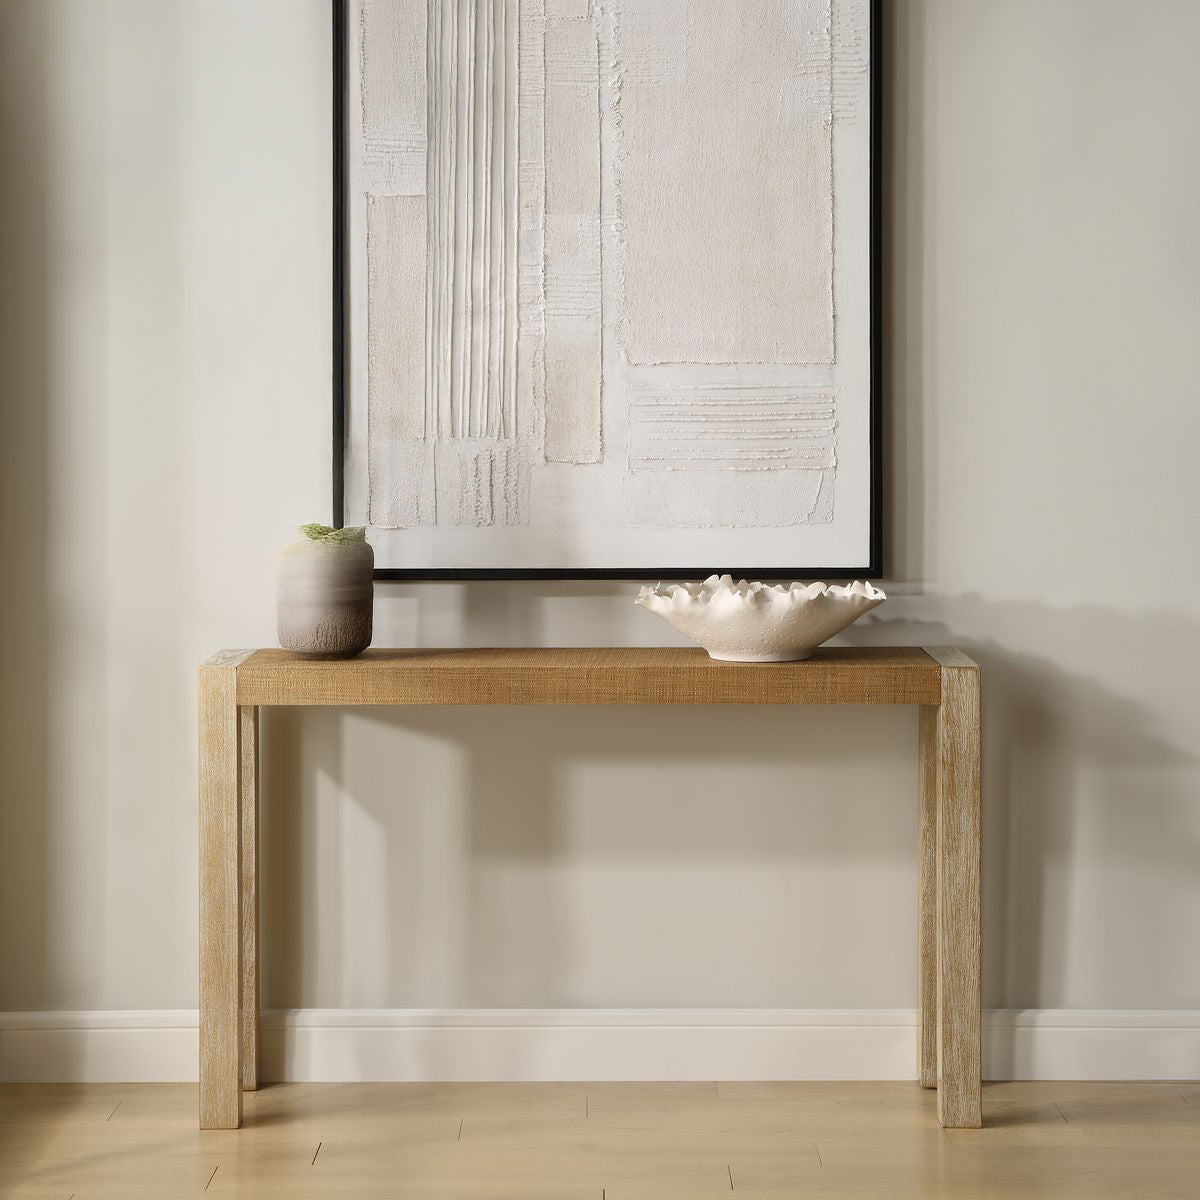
[917, 704, 938, 1089]
[199, 654, 246, 1129]
[932, 655, 982, 1128]
[239, 705, 259, 1091]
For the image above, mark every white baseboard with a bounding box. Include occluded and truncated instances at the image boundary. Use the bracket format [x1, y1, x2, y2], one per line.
[2, 1008, 1197, 1084]
[0, 1010, 200, 1084]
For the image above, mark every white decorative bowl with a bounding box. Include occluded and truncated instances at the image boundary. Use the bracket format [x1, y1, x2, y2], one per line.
[635, 575, 886, 662]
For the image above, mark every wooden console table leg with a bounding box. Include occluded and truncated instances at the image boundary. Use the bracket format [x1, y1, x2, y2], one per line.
[932, 653, 982, 1128]
[917, 705, 938, 1089]
[199, 654, 246, 1129]
[239, 706, 260, 1091]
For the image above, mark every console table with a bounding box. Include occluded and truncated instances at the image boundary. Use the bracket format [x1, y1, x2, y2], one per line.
[199, 646, 981, 1129]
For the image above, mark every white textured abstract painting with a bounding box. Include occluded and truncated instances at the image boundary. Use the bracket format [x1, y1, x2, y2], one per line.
[341, 0, 876, 574]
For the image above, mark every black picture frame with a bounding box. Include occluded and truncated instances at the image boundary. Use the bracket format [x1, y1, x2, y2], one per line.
[332, 0, 882, 582]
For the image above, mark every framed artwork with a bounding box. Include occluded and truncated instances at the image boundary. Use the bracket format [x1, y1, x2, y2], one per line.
[335, 0, 881, 579]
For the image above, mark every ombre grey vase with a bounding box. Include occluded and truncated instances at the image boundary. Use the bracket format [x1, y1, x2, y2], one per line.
[277, 525, 374, 659]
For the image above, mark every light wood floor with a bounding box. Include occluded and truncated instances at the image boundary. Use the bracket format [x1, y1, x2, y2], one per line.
[1, 1081, 1197, 1199]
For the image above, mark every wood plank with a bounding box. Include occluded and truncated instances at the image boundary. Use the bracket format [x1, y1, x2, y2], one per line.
[243, 1081, 587, 1125]
[198, 660, 244, 1129]
[232, 646, 942, 707]
[14, 1082, 1200, 1199]
[239, 705, 259, 1091]
[917, 704, 938, 1088]
[935, 661, 982, 1128]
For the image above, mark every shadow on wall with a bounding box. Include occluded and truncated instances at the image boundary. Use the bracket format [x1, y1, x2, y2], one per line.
[883, 0, 929, 585]
[0, 3, 52, 1013]
[259, 699, 923, 1014]
[0, 0, 191, 1022]
[844, 598, 1199, 1008]
[879, 4, 1198, 1012]
[0, 0, 92, 1161]
[258, 588, 1200, 1028]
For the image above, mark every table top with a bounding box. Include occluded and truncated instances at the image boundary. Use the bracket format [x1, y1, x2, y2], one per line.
[204, 646, 974, 707]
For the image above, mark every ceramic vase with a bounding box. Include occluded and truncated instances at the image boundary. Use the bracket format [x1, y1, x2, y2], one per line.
[277, 525, 374, 659]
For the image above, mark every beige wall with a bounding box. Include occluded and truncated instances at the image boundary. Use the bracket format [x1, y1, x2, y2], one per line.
[1, 0, 1197, 1017]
